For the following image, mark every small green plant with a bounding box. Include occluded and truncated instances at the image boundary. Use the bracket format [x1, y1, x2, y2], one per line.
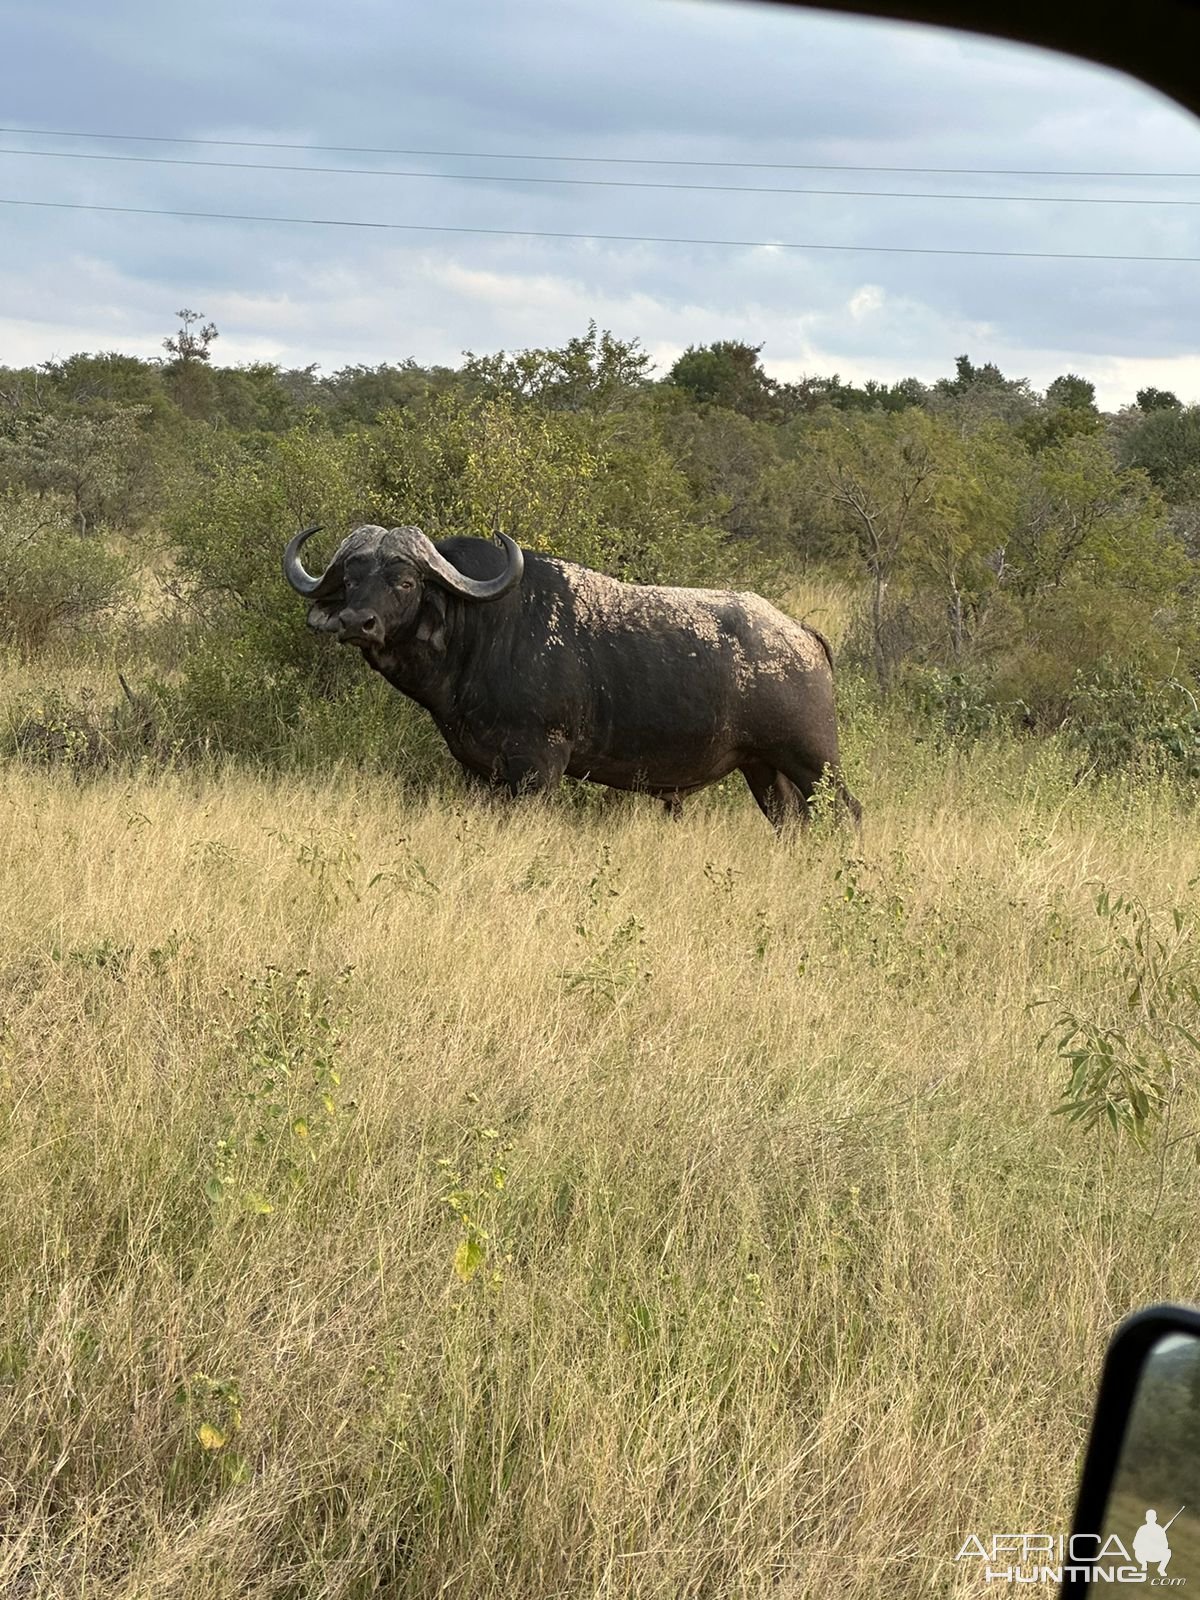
[1039, 888, 1200, 1179]
[703, 859, 740, 897]
[367, 836, 440, 900]
[268, 828, 364, 908]
[1044, 1013, 1170, 1140]
[59, 937, 133, 978]
[906, 666, 1007, 746]
[750, 907, 772, 961]
[435, 1117, 512, 1285]
[514, 852, 554, 891]
[561, 845, 652, 1002]
[174, 1372, 249, 1486]
[206, 966, 352, 1214]
[583, 843, 621, 909]
[562, 914, 651, 1003]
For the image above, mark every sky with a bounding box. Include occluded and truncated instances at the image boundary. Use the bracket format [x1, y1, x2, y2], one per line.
[5, 0, 1200, 408]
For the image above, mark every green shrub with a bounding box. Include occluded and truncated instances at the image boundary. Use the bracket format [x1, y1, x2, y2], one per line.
[3, 681, 158, 771]
[159, 424, 401, 765]
[903, 665, 1013, 745]
[0, 494, 133, 654]
[158, 402, 729, 771]
[371, 393, 728, 586]
[1065, 661, 1200, 778]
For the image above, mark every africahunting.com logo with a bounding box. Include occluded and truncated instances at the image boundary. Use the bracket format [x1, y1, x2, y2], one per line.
[956, 1507, 1187, 1585]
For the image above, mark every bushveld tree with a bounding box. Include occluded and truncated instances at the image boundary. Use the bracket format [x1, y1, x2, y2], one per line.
[1045, 374, 1098, 412]
[805, 409, 943, 689]
[0, 405, 153, 533]
[930, 353, 1037, 429]
[463, 323, 653, 415]
[807, 410, 1032, 678]
[372, 392, 724, 585]
[910, 423, 1027, 662]
[666, 340, 783, 421]
[164, 308, 218, 365]
[993, 438, 1192, 718]
[661, 404, 819, 550]
[0, 492, 132, 652]
[164, 309, 220, 418]
[1019, 373, 1104, 454]
[794, 373, 930, 414]
[1119, 404, 1200, 501]
[316, 361, 458, 426]
[1009, 435, 1178, 597]
[41, 350, 166, 408]
[1137, 386, 1181, 413]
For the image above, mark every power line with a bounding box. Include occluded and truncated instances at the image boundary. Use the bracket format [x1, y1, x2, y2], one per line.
[5, 144, 1200, 207]
[4, 124, 1200, 182]
[2, 195, 1197, 262]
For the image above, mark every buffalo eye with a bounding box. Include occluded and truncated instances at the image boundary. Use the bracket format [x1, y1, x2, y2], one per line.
[397, 576, 416, 592]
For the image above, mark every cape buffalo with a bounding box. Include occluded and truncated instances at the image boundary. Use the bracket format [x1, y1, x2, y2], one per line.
[282, 523, 861, 832]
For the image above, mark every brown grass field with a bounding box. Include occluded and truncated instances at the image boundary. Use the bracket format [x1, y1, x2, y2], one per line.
[1, 639, 1199, 1595]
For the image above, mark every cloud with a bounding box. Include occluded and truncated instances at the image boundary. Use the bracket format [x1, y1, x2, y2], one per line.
[4, 0, 1200, 409]
[848, 285, 885, 322]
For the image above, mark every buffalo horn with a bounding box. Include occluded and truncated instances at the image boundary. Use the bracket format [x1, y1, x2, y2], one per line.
[408, 527, 524, 602]
[281, 525, 326, 595]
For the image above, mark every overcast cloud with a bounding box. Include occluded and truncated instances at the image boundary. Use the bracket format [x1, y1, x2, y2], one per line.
[4, 0, 1200, 406]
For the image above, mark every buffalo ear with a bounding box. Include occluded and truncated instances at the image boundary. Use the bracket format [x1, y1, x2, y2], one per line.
[415, 587, 447, 651]
[303, 563, 346, 632]
[306, 598, 344, 633]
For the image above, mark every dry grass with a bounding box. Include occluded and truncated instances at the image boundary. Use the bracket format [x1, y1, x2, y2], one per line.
[0, 733, 1197, 1597]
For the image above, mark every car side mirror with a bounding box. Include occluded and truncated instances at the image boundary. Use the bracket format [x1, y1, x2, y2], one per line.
[1061, 1303, 1200, 1596]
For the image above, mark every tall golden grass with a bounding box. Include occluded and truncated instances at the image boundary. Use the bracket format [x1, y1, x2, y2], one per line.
[0, 719, 1196, 1597]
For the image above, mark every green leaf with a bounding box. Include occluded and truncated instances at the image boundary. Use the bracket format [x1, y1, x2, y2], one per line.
[453, 1238, 485, 1282]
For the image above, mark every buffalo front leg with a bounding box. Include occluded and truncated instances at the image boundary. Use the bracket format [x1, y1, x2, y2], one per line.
[499, 744, 568, 800]
[458, 765, 499, 799]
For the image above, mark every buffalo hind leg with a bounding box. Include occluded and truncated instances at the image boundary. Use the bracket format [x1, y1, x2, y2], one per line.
[741, 761, 806, 834]
[773, 754, 863, 833]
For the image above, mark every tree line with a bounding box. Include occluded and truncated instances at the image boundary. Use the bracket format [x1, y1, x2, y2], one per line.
[1, 314, 1198, 779]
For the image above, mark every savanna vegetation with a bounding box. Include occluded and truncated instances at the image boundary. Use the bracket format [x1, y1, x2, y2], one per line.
[2, 316, 1200, 1596]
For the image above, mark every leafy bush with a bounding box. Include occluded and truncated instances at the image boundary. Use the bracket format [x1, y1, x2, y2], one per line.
[1065, 662, 1200, 778]
[0, 494, 133, 654]
[904, 666, 1011, 745]
[0, 406, 160, 533]
[3, 681, 159, 771]
[372, 393, 728, 586]
[158, 424, 394, 762]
